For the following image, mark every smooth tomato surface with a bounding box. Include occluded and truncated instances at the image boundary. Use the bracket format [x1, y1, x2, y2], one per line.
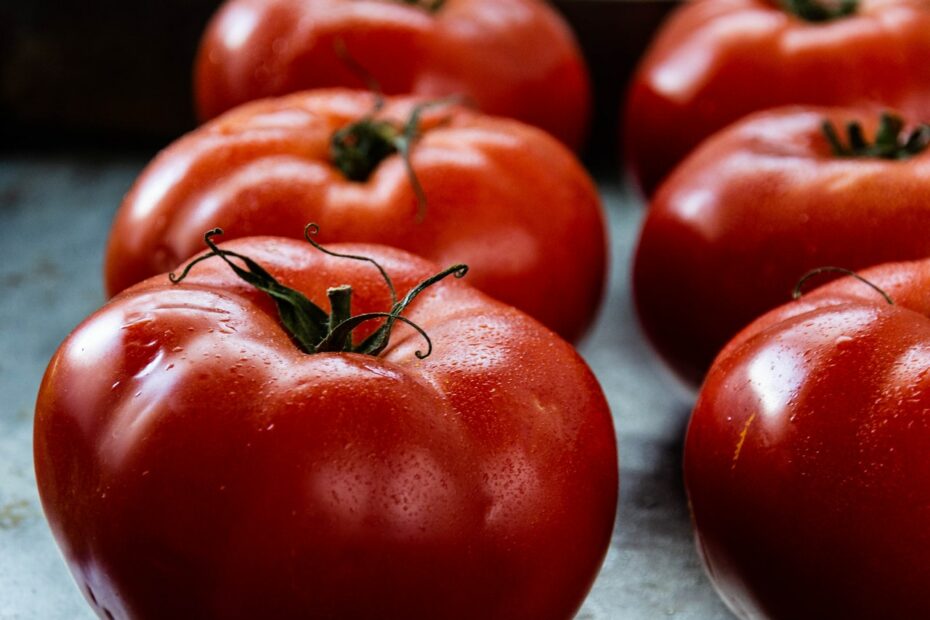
[105, 89, 607, 343]
[625, 0, 930, 195]
[195, 0, 591, 149]
[36, 237, 618, 619]
[634, 106, 930, 386]
[686, 260, 930, 619]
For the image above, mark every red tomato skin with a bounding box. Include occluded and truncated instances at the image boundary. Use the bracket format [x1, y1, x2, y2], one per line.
[633, 106, 930, 386]
[195, 0, 591, 150]
[686, 259, 930, 619]
[624, 0, 930, 195]
[104, 89, 606, 343]
[36, 238, 618, 620]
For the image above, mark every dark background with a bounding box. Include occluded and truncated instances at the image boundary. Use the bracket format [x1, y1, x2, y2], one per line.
[0, 0, 676, 166]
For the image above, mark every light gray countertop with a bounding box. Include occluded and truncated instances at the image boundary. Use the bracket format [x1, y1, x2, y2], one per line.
[0, 152, 732, 619]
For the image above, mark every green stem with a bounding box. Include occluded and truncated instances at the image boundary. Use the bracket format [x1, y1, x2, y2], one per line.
[318, 312, 435, 359]
[792, 266, 894, 305]
[169, 227, 468, 358]
[355, 263, 468, 357]
[326, 286, 354, 350]
[822, 112, 930, 160]
[330, 97, 460, 222]
[169, 229, 328, 353]
[331, 119, 399, 183]
[304, 223, 397, 306]
[398, 0, 445, 12]
[780, 0, 857, 22]
[333, 38, 385, 102]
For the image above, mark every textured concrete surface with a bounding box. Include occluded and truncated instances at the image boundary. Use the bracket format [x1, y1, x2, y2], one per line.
[0, 151, 733, 619]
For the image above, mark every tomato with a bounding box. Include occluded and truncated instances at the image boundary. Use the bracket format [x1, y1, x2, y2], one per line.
[195, 0, 591, 150]
[624, 0, 930, 196]
[105, 89, 606, 343]
[633, 106, 930, 385]
[35, 234, 618, 619]
[685, 259, 930, 619]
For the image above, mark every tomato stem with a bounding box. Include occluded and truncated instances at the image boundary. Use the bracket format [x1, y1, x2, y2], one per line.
[330, 97, 460, 222]
[327, 286, 354, 350]
[822, 112, 930, 160]
[793, 266, 894, 305]
[780, 0, 857, 22]
[333, 39, 385, 98]
[304, 223, 399, 306]
[169, 226, 468, 358]
[398, 0, 445, 11]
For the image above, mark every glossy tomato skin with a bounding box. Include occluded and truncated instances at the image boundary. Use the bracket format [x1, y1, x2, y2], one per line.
[686, 260, 930, 619]
[625, 0, 930, 195]
[105, 89, 606, 343]
[36, 238, 618, 619]
[195, 0, 591, 150]
[633, 106, 930, 386]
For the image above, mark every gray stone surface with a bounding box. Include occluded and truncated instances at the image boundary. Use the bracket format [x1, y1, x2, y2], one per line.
[0, 152, 733, 619]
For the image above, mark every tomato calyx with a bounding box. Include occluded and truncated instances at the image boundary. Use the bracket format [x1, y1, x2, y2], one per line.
[398, 0, 445, 11]
[331, 116, 406, 182]
[822, 112, 930, 160]
[330, 97, 458, 222]
[780, 0, 857, 22]
[169, 225, 468, 358]
[793, 266, 895, 305]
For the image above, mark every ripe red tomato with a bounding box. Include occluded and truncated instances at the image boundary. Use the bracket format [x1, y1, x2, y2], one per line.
[195, 0, 591, 149]
[36, 235, 618, 619]
[633, 106, 930, 385]
[105, 89, 606, 343]
[686, 259, 930, 619]
[624, 0, 930, 195]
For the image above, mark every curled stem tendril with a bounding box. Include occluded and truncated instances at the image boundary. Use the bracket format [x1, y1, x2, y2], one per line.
[793, 266, 894, 306]
[170, 226, 468, 359]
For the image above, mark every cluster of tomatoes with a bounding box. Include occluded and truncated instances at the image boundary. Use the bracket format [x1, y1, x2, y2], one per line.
[628, 0, 930, 618]
[31, 0, 930, 618]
